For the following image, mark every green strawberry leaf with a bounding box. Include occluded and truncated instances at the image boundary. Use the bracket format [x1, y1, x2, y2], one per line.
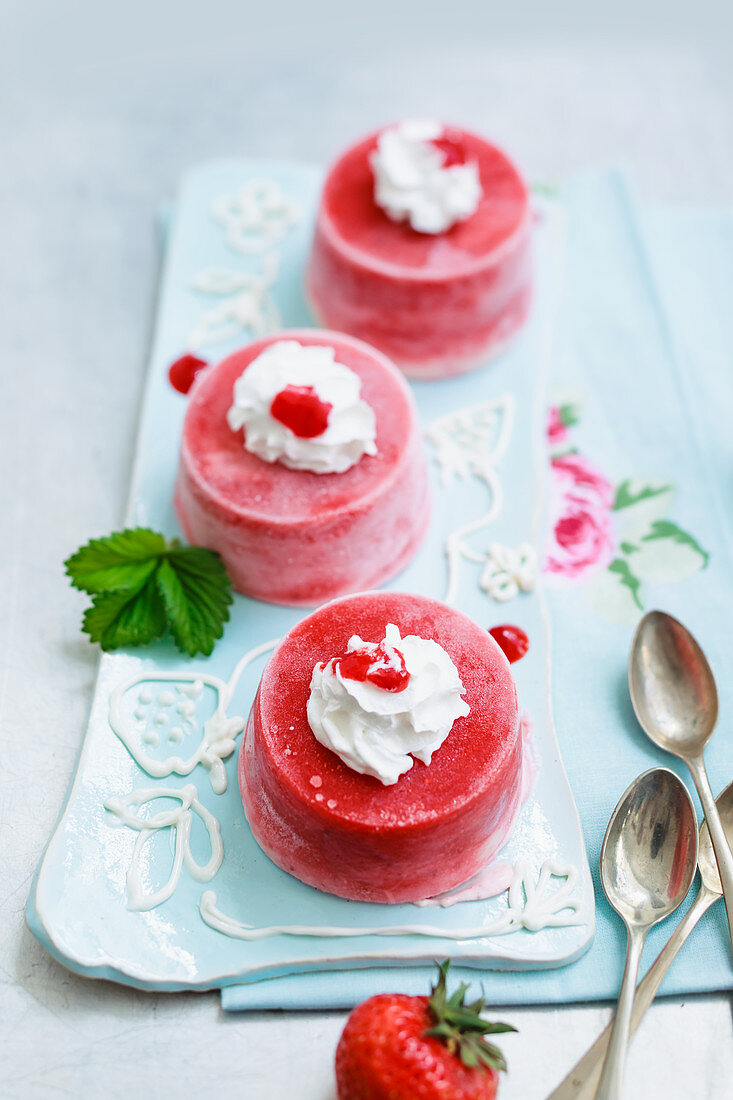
[65, 528, 168, 593]
[67, 527, 234, 657]
[425, 961, 516, 1075]
[83, 577, 167, 650]
[156, 547, 233, 657]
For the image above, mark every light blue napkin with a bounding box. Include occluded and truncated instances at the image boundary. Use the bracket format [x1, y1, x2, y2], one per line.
[223, 171, 733, 1010]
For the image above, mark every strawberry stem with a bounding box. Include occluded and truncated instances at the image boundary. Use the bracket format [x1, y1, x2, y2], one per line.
[424, 961, 517, 1073]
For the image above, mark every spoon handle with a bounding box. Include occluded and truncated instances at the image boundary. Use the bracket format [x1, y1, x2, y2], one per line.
[594, 927, 645, 1100]
[544, 888, 717, 1100]
[688, 756, 733, 955]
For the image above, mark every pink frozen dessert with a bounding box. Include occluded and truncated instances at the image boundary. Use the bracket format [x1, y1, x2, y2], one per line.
[240, 591, 524, 903]
[306, 119, 533, 380]
[174, 330, 429, 606]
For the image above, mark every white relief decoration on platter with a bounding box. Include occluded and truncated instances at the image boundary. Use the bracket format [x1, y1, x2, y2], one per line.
[212, 179, 300, 254]
[108, 639, 278, 794]
[188, 254, 281, 351]
[425, 396, 520, 605]
[198, 860, 585, 941]
[105, 784, 223, 911]
[480, 542, 538, 603]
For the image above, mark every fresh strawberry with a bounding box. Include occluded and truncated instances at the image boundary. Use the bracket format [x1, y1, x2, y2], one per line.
[335, 961, 516, 1100]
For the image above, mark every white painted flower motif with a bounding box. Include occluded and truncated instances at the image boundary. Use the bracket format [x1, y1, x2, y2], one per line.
[188, 255, 281, 350]
[212, 179, 300, 254]
[480, 542, 537, 603]
[105, 784, 223, 911]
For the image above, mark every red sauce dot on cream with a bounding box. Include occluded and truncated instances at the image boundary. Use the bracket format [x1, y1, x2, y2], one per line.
[337, 642, 410, 692]
[429, 135, 467, 167]
[489, 624, 529, 664]
[270, 385, 332, 438]
[168, 354, 208, 394]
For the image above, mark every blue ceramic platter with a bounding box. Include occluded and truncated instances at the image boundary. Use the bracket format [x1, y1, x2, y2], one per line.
[27, 161, 594, 990]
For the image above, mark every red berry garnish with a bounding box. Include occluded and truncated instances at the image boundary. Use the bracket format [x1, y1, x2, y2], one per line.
[489, 624, 529, 664]
[337, 642, 410, 693]
[168, 354, 209, 395]
[270, 384, 332, 438]
[430, 135, 467, 167]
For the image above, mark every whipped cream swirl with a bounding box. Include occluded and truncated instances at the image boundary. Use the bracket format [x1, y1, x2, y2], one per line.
[307, 623, 470, 785]
[370, 119, 482, 235]
[227, 340, 377, 474]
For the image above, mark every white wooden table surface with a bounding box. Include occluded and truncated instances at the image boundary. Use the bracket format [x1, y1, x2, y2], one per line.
[2, 3, 732, 1096]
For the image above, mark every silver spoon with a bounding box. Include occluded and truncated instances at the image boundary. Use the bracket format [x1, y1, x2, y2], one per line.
[629, 610, 733, 954]
[594, 767, 697, 1100]
[546, 781, 733, 1100]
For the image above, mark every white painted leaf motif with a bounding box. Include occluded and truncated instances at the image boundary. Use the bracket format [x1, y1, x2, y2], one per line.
[480, 542, 538, 603]
[503, 860, 584, 932]
[426, 396, 515, 488]
[426, 397, 522, 605]
[105, 785, 223, 911]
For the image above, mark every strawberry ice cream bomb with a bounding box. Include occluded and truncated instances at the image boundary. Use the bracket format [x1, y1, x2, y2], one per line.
[175, 332, 429, 606]
[306, 119, 533, 379]
[240, 591, 524, 902]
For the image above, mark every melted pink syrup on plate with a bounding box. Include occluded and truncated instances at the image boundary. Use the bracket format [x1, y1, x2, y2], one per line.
[270, 385, 332, 438]
[168, 354, 209, 395]
[415, 713, 537, 908]
[415, 860, 516, 908]
[489, 624, 529, 664]
[337, 642, 410, 693]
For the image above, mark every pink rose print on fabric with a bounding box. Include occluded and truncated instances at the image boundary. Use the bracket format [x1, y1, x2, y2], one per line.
[547, 406, 569, 447]
[546, 452, 614, 579]
[543, 399, 708, 624]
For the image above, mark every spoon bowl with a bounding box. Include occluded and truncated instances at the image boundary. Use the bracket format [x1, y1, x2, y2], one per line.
[601, 766, 698, 929]
[595, 767, 697, 1100]
[546, 782, 733, 1100]
[629, 609, 733, 955]
[629, 610, 718, 758]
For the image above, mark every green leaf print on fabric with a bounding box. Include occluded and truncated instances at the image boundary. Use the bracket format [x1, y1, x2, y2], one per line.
[586, 559, 644, 627]
[545, 403, 710, 624]
[613, 479, 673, 512]
[631, 520, 710, 582]
[607, 559, 644, 609]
